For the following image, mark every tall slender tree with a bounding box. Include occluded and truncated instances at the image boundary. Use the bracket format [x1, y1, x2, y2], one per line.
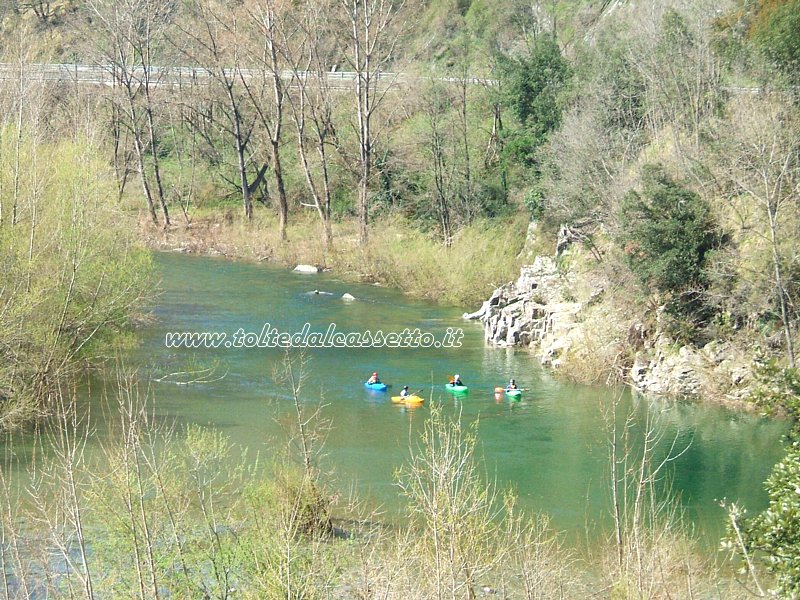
[243, 0, 292, 239]
[338, 0, 407, 245]
[176, 0, 267, 221]
[87, 0, 173, 226]
[285, 0, 338, 249]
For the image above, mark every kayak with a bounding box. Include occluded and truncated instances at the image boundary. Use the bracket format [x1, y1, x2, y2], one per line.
[445, 383, 469, 394]
[505, 389, 522, 400]
[364, 381, 388, 392]
[391, 395, 424, 405]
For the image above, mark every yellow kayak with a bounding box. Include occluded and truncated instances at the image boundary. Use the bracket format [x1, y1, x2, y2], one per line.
[391, 395, 424, 405]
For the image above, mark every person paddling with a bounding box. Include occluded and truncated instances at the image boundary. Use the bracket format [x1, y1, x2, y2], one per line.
[400, 385, 411, 398]
[451, 374, 464, 386]
[506, 378, 518, 390]
[367, 372, 381, 385]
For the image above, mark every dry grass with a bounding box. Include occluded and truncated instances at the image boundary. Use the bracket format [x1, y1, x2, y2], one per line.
[143, 211, 528, 306]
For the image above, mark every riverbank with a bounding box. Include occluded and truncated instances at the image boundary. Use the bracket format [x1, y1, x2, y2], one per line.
[140, 211, 529, 307]
[2, 250, 785, 599]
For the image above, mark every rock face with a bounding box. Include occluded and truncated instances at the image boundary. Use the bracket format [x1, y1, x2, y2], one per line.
[629, 336, 752, 400]
[466, 256, 584, 368]
[629, 338, 705, 398]
[469, 255, 754, 401]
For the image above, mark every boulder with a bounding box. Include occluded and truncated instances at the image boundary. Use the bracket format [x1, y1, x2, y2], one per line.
[294, 264, 319, 273]
[341, 293, 356, 301]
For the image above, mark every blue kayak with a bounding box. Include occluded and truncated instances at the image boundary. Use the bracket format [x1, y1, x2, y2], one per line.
[364, 381, 388, 392]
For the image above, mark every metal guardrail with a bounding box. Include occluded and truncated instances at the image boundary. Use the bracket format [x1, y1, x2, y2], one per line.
[0, 63, 498, 89]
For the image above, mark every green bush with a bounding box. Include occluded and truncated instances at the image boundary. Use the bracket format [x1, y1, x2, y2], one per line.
[354, 215, 526, 306]
[725, 441, 800, 599]
[618, 165, 721, 318]
[752, 0, 800, 86]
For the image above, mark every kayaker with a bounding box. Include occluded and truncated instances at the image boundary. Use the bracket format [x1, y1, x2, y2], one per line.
[451, 374, 464, 386]
[367, 372, 381, 385]
[506, 379, 518, 390]
[400, 385, 410, 398]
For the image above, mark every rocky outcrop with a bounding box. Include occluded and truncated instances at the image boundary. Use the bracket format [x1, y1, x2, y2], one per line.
[629, 336, 752, 400]
[465, 256, 585, 368]
[469, 254, 755, 401]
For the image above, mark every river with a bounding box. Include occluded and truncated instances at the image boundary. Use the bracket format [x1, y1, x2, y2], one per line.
[28, 252, 793, 547]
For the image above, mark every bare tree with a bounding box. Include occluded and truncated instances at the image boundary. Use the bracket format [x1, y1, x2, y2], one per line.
[626, 7, 722, 155]
[720, 96, 800, 367]
[18, 0, 57, 24]
[242, 0, 292, 239]
[87, 0, 173, 226]
[338, 0, 407, 245]
[421, 82, 457, 246]
[176, 0, 267, 221]
[285, 0, 338, 249]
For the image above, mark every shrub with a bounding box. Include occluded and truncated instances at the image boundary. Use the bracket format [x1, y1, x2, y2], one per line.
[619, 165, 719, 294]
[0, 128, 152, 427]
[497, 35, 571, 165]
[725, 441, 800, 599]
[752, 0, 800, 86]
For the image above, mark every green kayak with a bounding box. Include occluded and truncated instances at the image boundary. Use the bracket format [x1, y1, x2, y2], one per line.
[445, 383, 469, 394]
[505, 389, 522, 400]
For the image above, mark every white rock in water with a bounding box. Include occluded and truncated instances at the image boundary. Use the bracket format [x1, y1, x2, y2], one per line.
[463, 300, 489, 320]
[294, 264, 319, 273]
[341, 293, 356, 301]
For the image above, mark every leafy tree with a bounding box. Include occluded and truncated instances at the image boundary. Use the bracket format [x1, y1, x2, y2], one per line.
[619, 165, 721, 307]
[752, 0, 800, 86]
[497, 35, 570, 165]
[725, 440, 800, 599]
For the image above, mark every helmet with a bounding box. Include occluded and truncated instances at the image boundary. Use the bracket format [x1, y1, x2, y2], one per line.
[403, 385, 409, 390]
[454, 374, 460, 379]
[511, 378, 516, 383]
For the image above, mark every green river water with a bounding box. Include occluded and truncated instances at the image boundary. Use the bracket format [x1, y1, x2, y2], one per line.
[54, 253, 794, 546]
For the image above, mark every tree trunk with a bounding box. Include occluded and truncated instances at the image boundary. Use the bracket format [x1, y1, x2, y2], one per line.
[229, 90, 253, 220]
[267, 21, 288, 241]
[129, 101, 159, 225]
[272, 139, 288, 240]
[768, 205, 795, 368]
[358, 147, 370, 245]
[144, 89, 170, 226]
